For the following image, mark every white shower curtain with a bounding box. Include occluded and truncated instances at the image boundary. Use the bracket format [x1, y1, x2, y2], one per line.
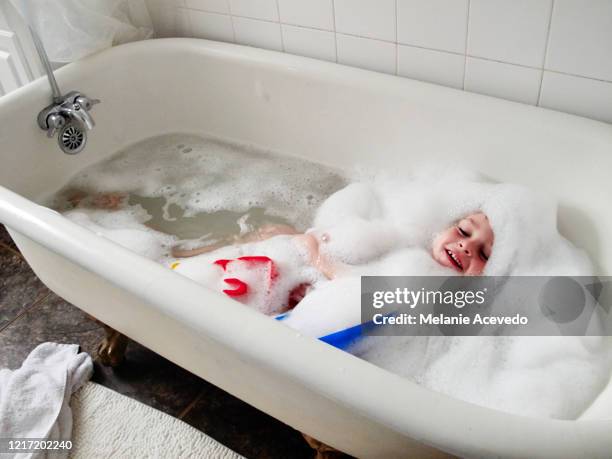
[9, 0, 153, 63]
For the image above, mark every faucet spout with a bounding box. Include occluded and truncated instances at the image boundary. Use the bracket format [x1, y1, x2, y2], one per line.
[61, 105, 95, 130]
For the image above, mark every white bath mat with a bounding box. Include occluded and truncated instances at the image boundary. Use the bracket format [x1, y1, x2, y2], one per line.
[69, 382, 243, 458]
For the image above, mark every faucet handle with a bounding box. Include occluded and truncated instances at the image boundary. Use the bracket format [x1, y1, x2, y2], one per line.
[74, 95, 100, 111]
[45, 113, 66, 138]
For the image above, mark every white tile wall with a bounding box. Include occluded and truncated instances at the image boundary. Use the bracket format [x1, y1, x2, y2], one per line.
[540, 71, 612, 124]
[278, 0, 334, 31]
[145, 0, 612, 124]
[334, 0, 395, 42]
[282, 25, 336, 62]
[148, 8, 169, 37]
[229, 0, 278, 22]
[146, 0, 185, 10]
[174, 8, 192, 37]
[398, 45, 464, 89]
[185, 0, 229, 14]
[468, 0, 553, 68]
[465, 57, 542, 105]
[397, 0, 469, 54]
[336, 34, 395, 74]
[546, 0, 612, 82]
[189, 10, 233, 42]
[233, 16, 282, 51]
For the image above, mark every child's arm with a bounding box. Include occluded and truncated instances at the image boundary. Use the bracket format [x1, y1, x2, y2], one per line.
[293, 233, 347, 280]
[172, 224, 299, 258]
[314, 253, 345, 280]
[65, 190, 127, 210]
[171, 240, 231, 258]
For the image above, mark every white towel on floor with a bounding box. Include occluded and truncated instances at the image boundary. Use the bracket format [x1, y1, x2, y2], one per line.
[0, 343, 93, 459]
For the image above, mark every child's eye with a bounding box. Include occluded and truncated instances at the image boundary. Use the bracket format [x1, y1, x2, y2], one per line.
[480, 250, 489, 262]
[457, 226, 469, 237]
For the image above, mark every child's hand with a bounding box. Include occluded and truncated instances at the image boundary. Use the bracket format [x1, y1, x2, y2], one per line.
[257, 224, 299, 239]
[91, 193, 126, 210]
[63, 190, 127, 210]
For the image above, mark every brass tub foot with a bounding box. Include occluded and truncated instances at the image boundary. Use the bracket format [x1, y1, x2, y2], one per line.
[90, 316, 129, 367]
[302, 433, 345, 458]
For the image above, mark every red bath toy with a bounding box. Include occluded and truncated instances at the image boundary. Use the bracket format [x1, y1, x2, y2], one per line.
[214, 256, 278, 297]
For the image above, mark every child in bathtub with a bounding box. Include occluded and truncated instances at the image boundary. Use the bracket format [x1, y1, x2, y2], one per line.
[168, 212, 494, 314]
[172, 212, 493, 276]
[64, 190, 494, 314]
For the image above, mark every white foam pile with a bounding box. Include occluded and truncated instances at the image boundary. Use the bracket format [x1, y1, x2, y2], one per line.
[282, 168, 612, 420]
[63, 207, 178, 260]
[45, 135, 611, 420]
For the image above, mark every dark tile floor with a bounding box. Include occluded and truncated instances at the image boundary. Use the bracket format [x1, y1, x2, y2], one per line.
[0, 224, 342, 459]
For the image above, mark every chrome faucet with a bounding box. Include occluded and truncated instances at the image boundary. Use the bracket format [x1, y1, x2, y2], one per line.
[63, 96, 97, 130]
[28, 24, 100, 154]
[38, 91, 99, 136]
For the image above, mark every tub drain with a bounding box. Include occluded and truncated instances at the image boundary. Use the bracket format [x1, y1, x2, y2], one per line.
[58, 123, 86, 154]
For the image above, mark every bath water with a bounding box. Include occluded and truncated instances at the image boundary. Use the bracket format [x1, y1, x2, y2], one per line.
[46, 134, 348, 258]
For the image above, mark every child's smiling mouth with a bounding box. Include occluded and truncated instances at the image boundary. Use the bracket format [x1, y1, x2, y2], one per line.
[445, 248, 464, 272]
[431, 213, 493, 276]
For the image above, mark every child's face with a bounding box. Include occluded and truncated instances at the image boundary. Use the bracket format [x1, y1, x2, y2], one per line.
[431, 212, 494, 275]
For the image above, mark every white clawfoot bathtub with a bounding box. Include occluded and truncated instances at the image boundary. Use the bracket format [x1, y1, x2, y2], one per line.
[1, 38, 612, 458]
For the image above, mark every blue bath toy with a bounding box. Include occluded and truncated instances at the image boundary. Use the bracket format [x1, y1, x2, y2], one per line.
[275, 312, 391, 351]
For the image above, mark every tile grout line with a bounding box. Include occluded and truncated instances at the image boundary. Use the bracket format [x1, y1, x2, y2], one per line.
[0, 290, 51, 334]
[227, 0, 237, 43]
[395, 0, 399, 76]
[462, 0, 471, 91]
[331, 0, 338, 63]
[180, 6, 193, 38]
[274, 0, 285, 52]
[537, 0, 555, 106]
[192, 9, 333, 34]
[177, 388, 206, 420]
[462, 56, 612, 83]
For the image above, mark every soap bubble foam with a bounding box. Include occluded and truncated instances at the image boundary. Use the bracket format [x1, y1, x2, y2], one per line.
[284, 170, 612, 420]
